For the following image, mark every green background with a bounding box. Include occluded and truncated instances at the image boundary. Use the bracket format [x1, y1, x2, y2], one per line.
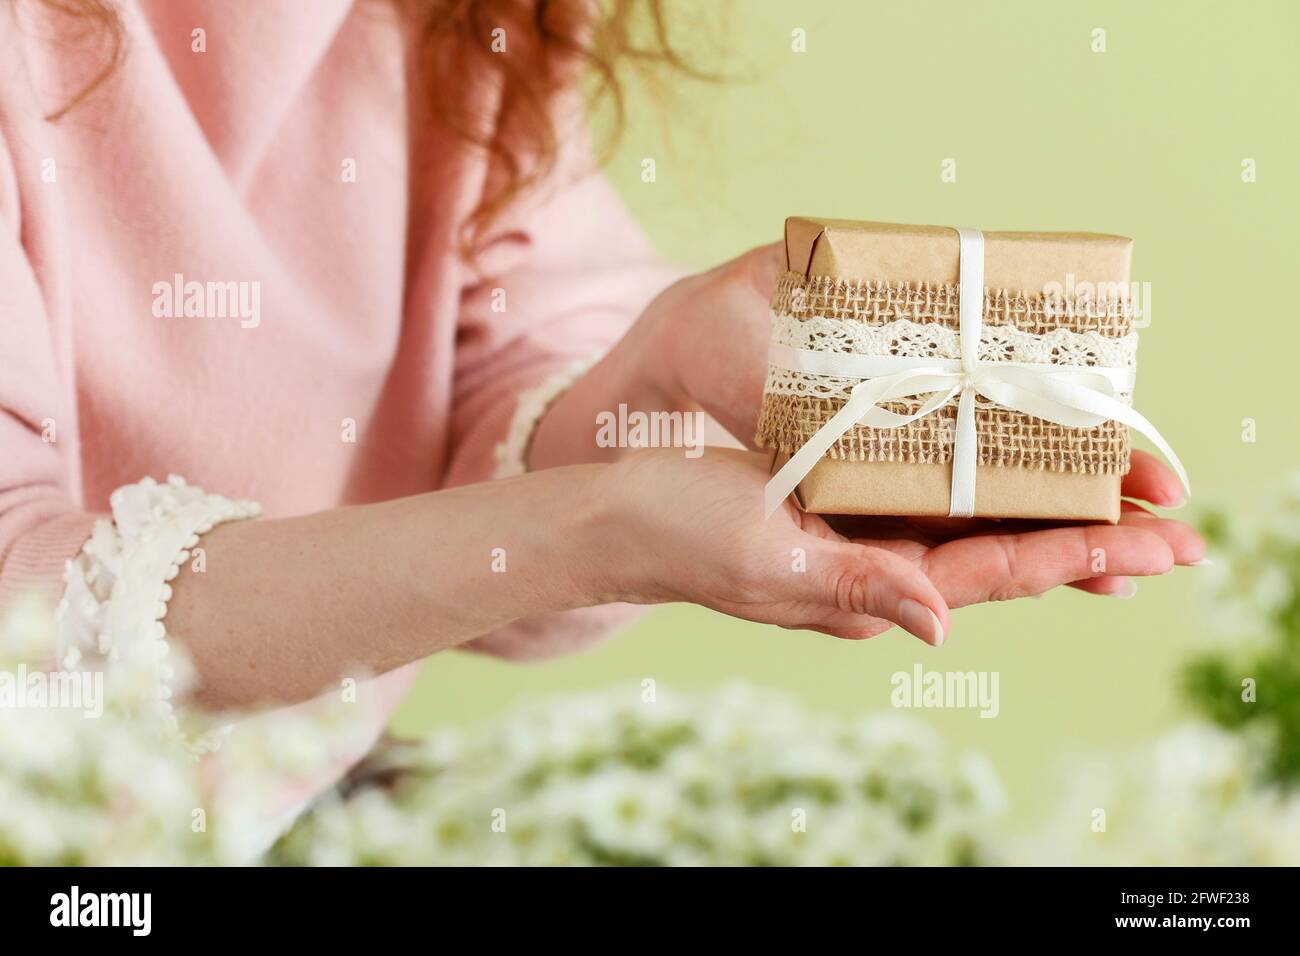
[394, 0, 1297, 824]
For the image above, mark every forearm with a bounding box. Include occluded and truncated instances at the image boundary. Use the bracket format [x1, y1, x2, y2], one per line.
[165, 465, 620, 711]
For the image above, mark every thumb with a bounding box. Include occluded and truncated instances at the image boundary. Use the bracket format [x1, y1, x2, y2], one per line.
[806, 540, 950, 646]
[740, 240, 784, 301]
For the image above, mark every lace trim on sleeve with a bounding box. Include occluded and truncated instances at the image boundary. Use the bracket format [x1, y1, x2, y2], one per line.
[492, 353, 601, 479]
[56, 475, 261, 755]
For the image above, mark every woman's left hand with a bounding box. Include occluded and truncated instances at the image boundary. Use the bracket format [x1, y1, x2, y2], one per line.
[524, 242, 781, 472]
[637, 241, 785, 446]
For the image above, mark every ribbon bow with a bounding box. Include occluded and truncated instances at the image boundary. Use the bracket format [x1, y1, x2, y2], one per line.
[763, 228, 1189, 519]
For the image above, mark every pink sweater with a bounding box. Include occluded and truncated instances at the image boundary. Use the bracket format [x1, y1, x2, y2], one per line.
[0, 0, 672, 801]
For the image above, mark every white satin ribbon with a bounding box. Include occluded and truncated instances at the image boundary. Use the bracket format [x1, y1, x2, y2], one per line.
[763, 228, 1189, 519]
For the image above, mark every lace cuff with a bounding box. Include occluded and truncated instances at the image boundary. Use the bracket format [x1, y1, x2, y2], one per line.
[56, 476, 262, 754]
[492, 353, 601, 479]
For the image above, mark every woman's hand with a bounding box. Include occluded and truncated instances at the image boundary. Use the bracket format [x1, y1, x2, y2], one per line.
[534, 241, 1200, 631]
[621, 243, 1201, 605]
[525, 242, 781, 471]
[637, 242, 784, 445]
[598, 448, 1202, 645]
[165, 442, 1201, 709]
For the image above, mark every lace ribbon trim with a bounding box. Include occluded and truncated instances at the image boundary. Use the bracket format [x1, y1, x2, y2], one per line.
[765, 313, 1138, 405]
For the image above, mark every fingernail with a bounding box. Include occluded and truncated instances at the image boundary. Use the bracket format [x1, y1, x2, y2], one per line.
[898, 598, 945, 646]
[1107, 579, 1138, 599]
[1189, 558, 1214, 567]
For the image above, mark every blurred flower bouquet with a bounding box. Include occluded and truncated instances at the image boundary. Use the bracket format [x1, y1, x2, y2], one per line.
[0, 591, 1004, 867]
[272, 686, 1005, 866]
[0, 596, 371, 866]
[1030, 476, 1300, 866]
[1183, 478, 1300, 786]
[1031, 724, 1300, 865]
[0, 596, 215, 865]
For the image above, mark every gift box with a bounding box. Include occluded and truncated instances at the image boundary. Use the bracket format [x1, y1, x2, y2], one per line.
[758, 217, 1185, 522]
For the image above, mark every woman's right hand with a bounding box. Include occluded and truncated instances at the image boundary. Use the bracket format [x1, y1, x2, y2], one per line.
[164, 444, 1200, 709]
[598, 448, 1202, 646]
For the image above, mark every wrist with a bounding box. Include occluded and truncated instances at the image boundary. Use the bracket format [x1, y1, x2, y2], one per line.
[514, 464, 643, 610]
[527, 323, 684, 473]
[581, 455, 679, 606]
[629, 290, 691, 412]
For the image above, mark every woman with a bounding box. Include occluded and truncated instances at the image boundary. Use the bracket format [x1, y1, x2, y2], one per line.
[0, 0, 1199, 791]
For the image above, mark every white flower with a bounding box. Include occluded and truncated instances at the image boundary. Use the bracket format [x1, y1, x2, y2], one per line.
[1024, 724, 1300, 866]
[277, 684, 1004, 866]
[0, 594, 372, 866]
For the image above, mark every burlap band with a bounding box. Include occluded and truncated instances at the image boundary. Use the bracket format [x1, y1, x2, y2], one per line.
[757, 272, 1134, 474]
[774, 270, 1133, 338]
[770, 271, 1135, 337]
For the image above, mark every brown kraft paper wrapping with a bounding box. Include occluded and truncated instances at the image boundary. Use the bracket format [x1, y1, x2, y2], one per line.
[760, 217, 1136, 522]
